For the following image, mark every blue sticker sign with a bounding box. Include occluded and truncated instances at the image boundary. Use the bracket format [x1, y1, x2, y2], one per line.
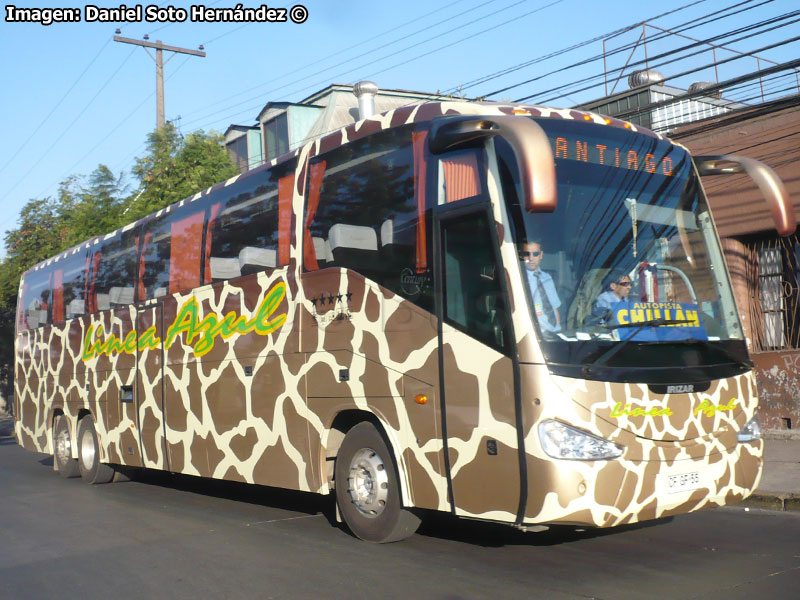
[608, 301, 707, 341]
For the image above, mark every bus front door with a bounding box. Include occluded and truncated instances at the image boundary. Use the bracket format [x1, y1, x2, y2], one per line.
[135, 303, 169, 470]
[436, 207, 522, 520]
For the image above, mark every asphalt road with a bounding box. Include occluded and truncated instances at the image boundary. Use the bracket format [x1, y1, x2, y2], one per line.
[1, 421, 799, 600]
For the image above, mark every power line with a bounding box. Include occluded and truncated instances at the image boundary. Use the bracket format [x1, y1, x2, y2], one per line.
[0, 47, 139, 211]
[501, 0, 784, 103]
[0, 36, 112, 179]
[458, 0, 716, 93]
[178, 0, 515, 127]
[522, 13, 800, 104]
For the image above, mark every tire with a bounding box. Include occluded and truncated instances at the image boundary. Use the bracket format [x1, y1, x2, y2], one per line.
[335, 422, 421, 543]
[77, 416, 115, 484]
[53, 415, 80, 478]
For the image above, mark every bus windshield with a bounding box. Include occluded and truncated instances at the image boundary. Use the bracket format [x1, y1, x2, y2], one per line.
[500, 117, 748, 382]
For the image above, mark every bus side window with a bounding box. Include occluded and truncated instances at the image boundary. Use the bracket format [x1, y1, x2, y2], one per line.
[304, 126, 427, 305]
[52, 251, 89, 322]
[139, 214, 173, 299]
[90, 231, 137, 311]
[169, 208, 204, 294]
[19, 268, 52, 330]
[441, 213, 509, 353]
[205, 166, 287, 283]
[440, 150, 484, 204]
[52, 268, 64, 324]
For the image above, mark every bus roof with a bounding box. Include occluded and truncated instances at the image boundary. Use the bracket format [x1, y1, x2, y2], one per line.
[20, 99, 671, 279]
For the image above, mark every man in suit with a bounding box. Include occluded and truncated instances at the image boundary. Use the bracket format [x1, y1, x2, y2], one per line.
[521, 240, 561, 334]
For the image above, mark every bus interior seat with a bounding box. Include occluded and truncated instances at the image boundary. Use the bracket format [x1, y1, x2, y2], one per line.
[109, 286, 134, 306]
[328, 223, 379, 271]
[312, 237, 334, 266]
[239, 247, 276, 276]
[210, 256, 241, 282]
[153, 287, 167, 298]
[26, 307, 46, 329]
[380, 218, 415, 264]
[380, 219, 394, 248]
[96, 293, 111, 312]
[66, 299, 85, 319]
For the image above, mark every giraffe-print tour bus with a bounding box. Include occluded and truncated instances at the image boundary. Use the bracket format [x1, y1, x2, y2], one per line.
[13, 91, 793, 542]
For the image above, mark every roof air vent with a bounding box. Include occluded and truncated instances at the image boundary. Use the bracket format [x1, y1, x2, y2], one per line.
[688, 81, 722, 99]
[354, 81, 379, 120]
[628, 69, 665, 89]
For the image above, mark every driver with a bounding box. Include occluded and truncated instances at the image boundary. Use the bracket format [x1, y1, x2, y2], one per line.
[590, 270, 632, 325]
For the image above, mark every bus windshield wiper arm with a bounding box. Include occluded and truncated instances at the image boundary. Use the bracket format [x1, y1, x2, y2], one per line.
[594, 318, 696, 367]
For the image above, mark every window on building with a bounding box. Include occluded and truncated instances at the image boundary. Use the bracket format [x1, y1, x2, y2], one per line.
[264, 114, 289, 161]
[744, 234, 800, 352]
[228, 135, 249, 172]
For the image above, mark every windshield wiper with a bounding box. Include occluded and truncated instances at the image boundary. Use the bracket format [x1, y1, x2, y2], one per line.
[594, 318, 696, 367]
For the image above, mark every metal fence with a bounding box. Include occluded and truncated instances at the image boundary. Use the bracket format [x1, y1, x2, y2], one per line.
[743, 234, 800, 352]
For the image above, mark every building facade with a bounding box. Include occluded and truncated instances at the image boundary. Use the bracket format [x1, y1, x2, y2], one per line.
[672, 96, 800, 430]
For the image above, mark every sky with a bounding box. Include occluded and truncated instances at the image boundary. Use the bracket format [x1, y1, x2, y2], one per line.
[1, 0, 798, 257]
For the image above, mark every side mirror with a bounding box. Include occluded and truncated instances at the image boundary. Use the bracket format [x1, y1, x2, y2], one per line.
[429, 115, 557, 213]
[695, 154, 795, 236]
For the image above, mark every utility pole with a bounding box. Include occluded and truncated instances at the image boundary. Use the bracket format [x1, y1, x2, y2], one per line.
[114, 35, 206, 130]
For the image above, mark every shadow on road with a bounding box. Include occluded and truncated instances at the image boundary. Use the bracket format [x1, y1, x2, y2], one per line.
[13, 429, 674, 548]
[416, 510, 674, 548]
[110, 465, 338, 526]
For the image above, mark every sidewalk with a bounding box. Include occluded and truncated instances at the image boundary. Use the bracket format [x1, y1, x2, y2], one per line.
[0, 411, 796, 510]
[742, 431, 800, 511]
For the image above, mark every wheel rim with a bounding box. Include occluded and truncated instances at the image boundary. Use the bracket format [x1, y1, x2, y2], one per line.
[55, 425, 71, 464]
[80, 426, 96, 469]
[347, 447, 389, 518]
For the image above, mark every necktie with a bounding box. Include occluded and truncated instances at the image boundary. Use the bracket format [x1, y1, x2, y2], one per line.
[535, 272, 557, 328]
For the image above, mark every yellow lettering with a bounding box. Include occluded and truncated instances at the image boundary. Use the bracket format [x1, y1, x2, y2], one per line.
[83, 283, 288, 361]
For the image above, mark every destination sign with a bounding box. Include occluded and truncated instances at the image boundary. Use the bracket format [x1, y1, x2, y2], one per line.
[550, 135, 679, 177]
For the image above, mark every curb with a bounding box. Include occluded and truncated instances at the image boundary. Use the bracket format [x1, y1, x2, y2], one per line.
[740, 493, 800, 512]
[764, 430, 800, 441]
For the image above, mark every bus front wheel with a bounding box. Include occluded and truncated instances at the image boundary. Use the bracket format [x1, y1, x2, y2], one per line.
[335, 422, 420, 543]
[77, 417, 115, 484]
[53, 415, 80, 478]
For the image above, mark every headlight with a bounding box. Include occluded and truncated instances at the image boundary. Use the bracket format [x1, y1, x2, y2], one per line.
[737, 415, 762, 443]
[538, 420, 624, 460]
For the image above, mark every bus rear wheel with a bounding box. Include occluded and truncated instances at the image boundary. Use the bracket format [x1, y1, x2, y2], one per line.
[53, 415, 79, 478]
[335, 422, 420, 543]
[77, 417, 115, 484]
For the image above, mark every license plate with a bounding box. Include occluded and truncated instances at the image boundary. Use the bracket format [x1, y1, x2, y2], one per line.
[665, 471, 701, 494]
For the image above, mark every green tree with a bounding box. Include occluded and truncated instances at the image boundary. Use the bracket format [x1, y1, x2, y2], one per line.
[129, 124, 237, 220]
[0, 124, 237, 404]
[65, 165, 128, 247]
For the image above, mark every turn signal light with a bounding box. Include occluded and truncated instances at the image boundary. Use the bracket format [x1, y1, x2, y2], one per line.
[414, 394, 428, 405]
